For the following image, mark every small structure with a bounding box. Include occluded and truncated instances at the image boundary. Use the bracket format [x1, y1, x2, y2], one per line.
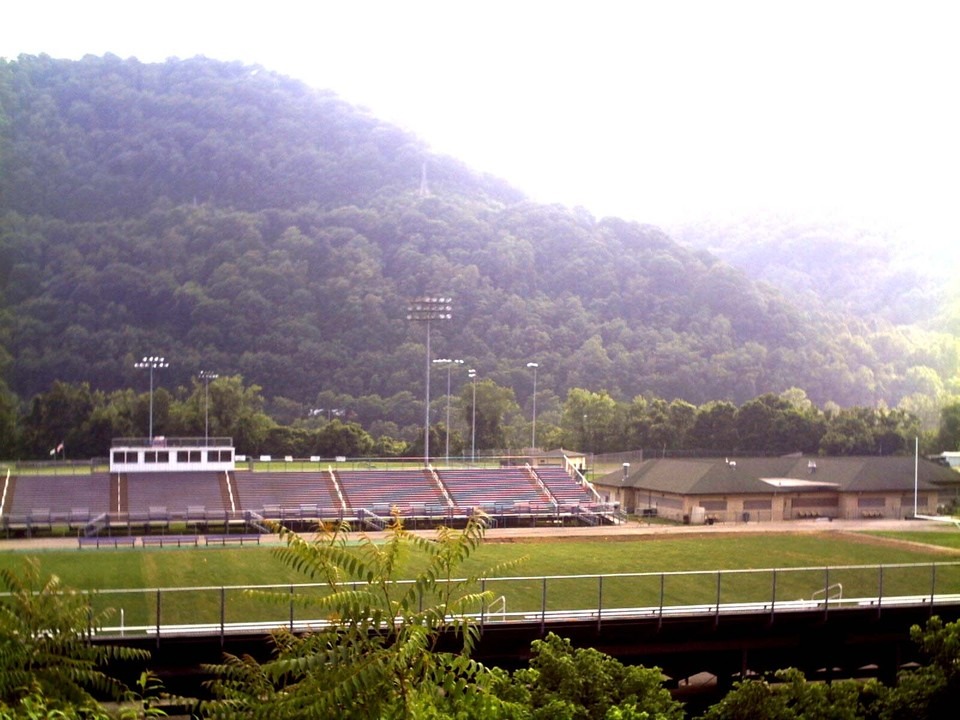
[109, 437, 235, 473]
[931, 452, 960, 470]
[527, 448, 588, 473]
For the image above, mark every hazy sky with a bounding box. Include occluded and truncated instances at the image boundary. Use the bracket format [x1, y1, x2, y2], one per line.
[5, 1, 959, 249]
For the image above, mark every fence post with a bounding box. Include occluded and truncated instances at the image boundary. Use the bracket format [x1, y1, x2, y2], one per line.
[930, 563, 937, 612]
[658, 573, 665, 629]
[540, 577, 547, 635]
[714, 571, 721, 625]
[597, 575, 603, 631]
[822, 567, 830, 620]
[769, 568, 777, 622]
[220, 587, 226, 646]
[877, 565, 885, 618]
[155, 589, 161, 648]
[480, 578, 486, 629]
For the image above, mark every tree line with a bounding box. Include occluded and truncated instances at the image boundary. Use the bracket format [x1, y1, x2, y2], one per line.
[3, 376, 958, 462]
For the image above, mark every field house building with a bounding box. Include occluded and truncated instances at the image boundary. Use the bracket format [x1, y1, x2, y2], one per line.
[595, 455, 960, 523]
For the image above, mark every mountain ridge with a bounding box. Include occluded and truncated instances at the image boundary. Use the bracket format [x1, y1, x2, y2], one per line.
[1, 54, 956, 421]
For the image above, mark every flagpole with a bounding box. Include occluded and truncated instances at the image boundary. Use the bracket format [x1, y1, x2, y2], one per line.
[913, 436, 919, 518]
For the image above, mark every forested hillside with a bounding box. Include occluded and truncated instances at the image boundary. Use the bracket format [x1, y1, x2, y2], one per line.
[669, 212, 960, 330]
[1, 54, 958, 434]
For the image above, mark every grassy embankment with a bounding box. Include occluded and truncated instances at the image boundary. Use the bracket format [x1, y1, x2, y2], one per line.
[2, 530, 958, 629]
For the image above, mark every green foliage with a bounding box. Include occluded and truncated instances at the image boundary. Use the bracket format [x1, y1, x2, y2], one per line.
[2, 54, 958, 433]
[0, 558, 150, 712]
[0, 691, 113, 718]
[202, 513, 523, 719]
[699, 668, 884, 720]
[0, 378, 17, 459]
[7, 376, 931, 459]
[702, 617, 960, 720]
[497, 633, 683, 720]
[936, 402, 960, 452]
[881, 616, 960, 719]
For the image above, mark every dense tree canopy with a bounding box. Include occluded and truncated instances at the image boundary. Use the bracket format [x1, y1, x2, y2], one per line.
[3, 378, 935, 460]
[1, 54, 958, 440]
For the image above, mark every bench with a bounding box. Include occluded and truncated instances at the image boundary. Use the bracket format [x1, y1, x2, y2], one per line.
[204, 534, 262, 546]
[141, 534, 199, 548]
[78, 536, 137, 549]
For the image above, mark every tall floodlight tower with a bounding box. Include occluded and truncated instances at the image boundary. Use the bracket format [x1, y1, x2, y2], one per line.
[406, 296, 452, 465]
[199, 370, 219, 445]
[135, 356, 169, 441]
[527, 362, 539, 452]
[432, 358, 463, 465]
[468, 368, 477, 463]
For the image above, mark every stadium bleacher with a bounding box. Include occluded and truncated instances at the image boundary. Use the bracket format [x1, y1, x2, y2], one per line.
[3, 472, 111, 529]
[533, 465, 601, 508]
[0, 465, 616, 537]
[231, 470, 342, 515]
[438, 467, 551, 512]
[126, 471, 228, 516]
[336, 469, 448, 513]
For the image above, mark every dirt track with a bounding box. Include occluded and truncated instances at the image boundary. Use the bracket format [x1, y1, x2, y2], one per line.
[1, 517, 956, 553]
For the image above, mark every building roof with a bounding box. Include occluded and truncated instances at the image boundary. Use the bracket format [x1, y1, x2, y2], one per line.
[533, 447, 587, 459]
[597, 456, 958, 496]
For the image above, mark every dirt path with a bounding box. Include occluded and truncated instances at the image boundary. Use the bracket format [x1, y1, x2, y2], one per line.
[1, 518, 954, 553]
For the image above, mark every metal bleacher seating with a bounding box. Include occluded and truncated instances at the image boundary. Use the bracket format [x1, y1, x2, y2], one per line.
[438, 467, 551, 513]
[533, 465, 601, 508]
[4, 472, 111, 527]
[335, 469, 448, 514]
[231, 471, 342, 519]
[126, 471, 227, 518]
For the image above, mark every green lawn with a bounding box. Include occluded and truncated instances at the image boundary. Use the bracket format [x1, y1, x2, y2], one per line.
[2, 530, 959, 630]
[867, 530, 960, 551]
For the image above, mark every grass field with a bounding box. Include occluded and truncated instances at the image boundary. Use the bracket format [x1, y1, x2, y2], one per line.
[2, 530, 959, 630]
[868, 530, 960, 550]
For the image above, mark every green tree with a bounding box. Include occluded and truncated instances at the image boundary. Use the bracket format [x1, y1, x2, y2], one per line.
[203, 514, 520, 719]
[19, 382, 95, 459]
[699, 668, 882, 720]
[205, 375, 274, 454]
[498, 633, 683, 720]
[936, 402, 960, 452]
[0, 558, 150, 712]
[689, 401, 739, 451]
[0, 379, 18, 459]
[314, 419, 375, 457]
[561, 389, 618, 454]
[878, 616, 960, 720]
[464, 379, 521, 452]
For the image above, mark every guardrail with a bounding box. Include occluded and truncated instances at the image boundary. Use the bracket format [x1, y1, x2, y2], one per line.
[55, 561, 960, 642]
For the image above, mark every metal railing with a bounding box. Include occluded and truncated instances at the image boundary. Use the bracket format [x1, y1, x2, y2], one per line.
[59, 561, 960, 642]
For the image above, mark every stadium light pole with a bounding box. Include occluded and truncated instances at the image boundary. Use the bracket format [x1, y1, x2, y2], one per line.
[468, 368, 477, 463]
[406, 296, 452, 466]
[199, 370, 218, 445]
[527, 362, 539, 452]
[433, 358, 463, 465]
[134, 356, 168, 442]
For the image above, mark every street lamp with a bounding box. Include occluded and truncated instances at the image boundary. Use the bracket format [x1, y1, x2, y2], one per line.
[134, 356, 169, 441]
[199, 370, 218, 445]
[468, 368, 477, 463]
[526, 362, 539, 452]
[432, 358, 463, 465]
[406, 296, 452, 465]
